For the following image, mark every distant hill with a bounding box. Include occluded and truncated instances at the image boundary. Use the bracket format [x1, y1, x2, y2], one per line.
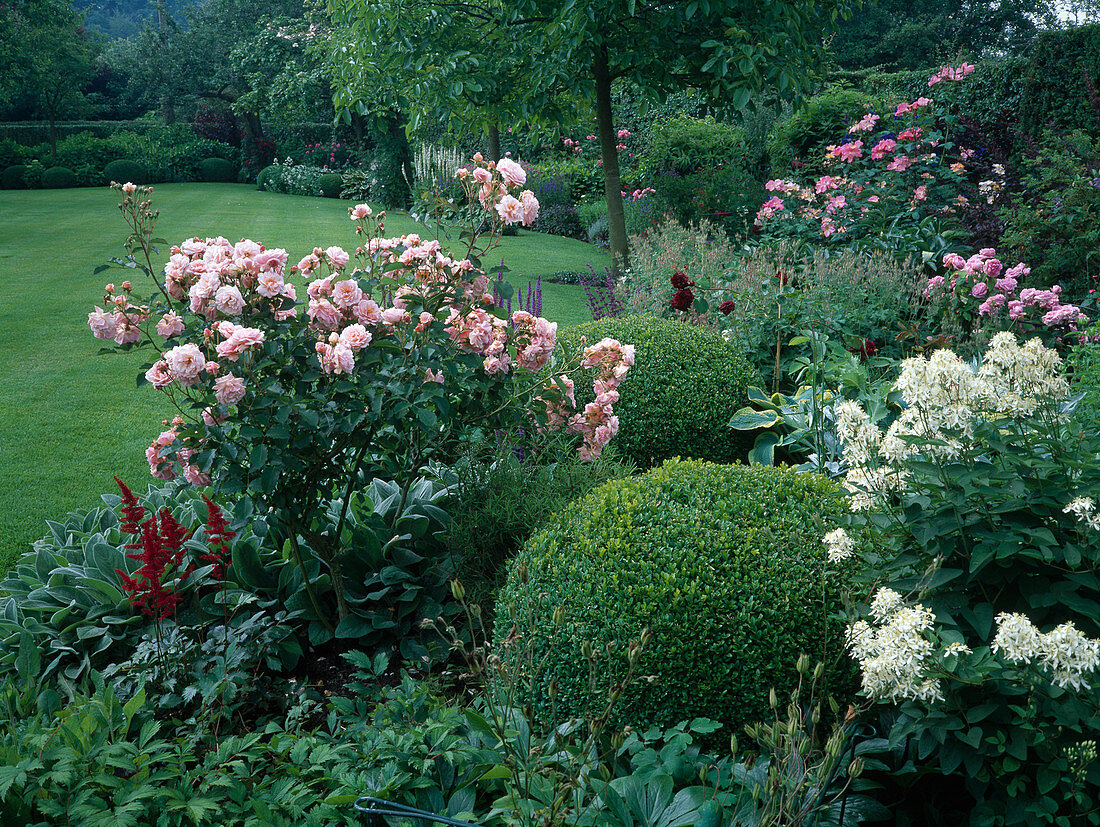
[78, 0, 192, 39]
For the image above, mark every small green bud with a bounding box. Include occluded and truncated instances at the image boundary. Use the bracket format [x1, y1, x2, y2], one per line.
[450, 580, 465, 601]
[769, 688, 778, 710]
[796, 653, 811, 674]
[729, 734, 739, 756]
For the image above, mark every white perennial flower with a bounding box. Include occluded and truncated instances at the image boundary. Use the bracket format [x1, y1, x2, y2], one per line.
[822, 528, 855, 562]
[993, 613, 1100, 690]
[943, 641, 973, 657]
[1042, 622, 1100, 690]
[1063, 497, 1100, 532]
[992, 612, 1044, 663]
[847, 589, 943, 704]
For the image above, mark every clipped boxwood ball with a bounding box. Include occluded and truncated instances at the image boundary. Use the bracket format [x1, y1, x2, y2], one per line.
[558, 315, 758, 466]
[256, 164, 278, 190]
[2, 164, 29, 189]
[102, 158, 147, 186]
[41, 166, 77, 188]
[495, 459, 852, 736]
[319, 172, 343, 198]
[198, 157, 237, 183]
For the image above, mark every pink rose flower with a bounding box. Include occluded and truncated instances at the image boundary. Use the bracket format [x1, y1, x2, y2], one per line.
[256, 271, 286, 298]
[215, 327, 265, 361]
[88, 306, 119, 340]
[325, 246, 350, 269]
[157, 311, 185, 338]
[970, 281, 988, 299]
[164, 343, 206, 384]
[350, 204, 372, 220]
[520, 190, 539, 225]
[331, 279, 363, 308]
[307, 298, 342, 330]
[339, 323, 372, 350]
[214, 373, 246, 405]
[145, 360, 173, 389]
[214, 285, 245, 316]
[496, 157, 526, 188]
[354, 298, 382, 326]
[496, 195, 524, 225]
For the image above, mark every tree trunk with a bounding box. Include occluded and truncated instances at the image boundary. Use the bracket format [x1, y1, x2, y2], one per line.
[594, 46, 628, 273]
[486, 124, 501, 162]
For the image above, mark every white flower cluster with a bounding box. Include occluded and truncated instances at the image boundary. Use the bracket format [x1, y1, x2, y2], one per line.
[992, 613, 1100, 690]
[1063, 497, 1100, 532]
[835, 334, 1067, 510]
[822, 527, 855, 562]
[847, 589, 944, 704]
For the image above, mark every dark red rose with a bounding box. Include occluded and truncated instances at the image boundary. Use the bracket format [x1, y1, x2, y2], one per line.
[670, 271, 693, 289]
[670, 288, 695, 311]
[719, 300, 736, 315]
[849, 338, 879, 360]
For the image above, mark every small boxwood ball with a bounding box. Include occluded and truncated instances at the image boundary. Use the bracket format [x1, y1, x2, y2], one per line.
[495, 459, 853, 736]
[557, 315, 759, 467]
[102, 159, 148, 186]
[41, 166, 78, 188]
[319, 172, 343, 198]
[2, 164, 29, 189]
[198, 157, 237, 183]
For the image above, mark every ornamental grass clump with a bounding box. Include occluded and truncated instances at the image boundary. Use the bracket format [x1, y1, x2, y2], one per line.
[86, 154, 634, 639]
[834, 332, 1100, 823]
[496, 459, 853, 738]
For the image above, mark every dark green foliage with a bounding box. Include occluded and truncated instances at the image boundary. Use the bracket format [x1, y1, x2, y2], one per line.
[999, 129, 1100, 298]
[442, 448, 634, 611]
[40, 166, 77, 188]
[827, 0, 1046, 72]
[1067, 336, 1100, 433]
[256, 163, 279, 190]
[766, 89, 879, 172]
[1, 164, 28, 189]
[557, 315, 759, 467]
[1020, 25, 1100, 136]
[496, 459, 851, 735]
[102, 157, 147, 185]
[0, 137, 24, 168]
[643, 116, 750, 176]
[197, 156, 238, 183]
[319, 171, 343, 198]
[533, 203, 585, 238]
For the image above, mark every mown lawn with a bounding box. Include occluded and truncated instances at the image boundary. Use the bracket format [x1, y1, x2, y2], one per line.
[0, 183, 604, 571]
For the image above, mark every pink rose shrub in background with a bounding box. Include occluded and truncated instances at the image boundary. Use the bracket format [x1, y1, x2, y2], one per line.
[924, 248, 1088, 345]
[753, 64, 977, 252]
[89, 163, 633, 624]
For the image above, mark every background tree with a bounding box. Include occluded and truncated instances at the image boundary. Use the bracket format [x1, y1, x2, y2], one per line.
[828, 0, 1059, 71]
[329, 0, 856, 270]
[0, 0, 98, 150]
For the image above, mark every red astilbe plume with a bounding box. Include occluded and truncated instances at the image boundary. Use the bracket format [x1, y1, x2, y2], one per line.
[114, 476, 146, 538]
[200, 496, 235, 580]
[114, 486, 195, 619]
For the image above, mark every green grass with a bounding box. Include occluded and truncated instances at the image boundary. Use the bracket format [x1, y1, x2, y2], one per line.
[0, 183, 604, 571]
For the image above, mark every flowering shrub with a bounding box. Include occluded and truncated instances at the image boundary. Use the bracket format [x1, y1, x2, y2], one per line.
[833, 334, 1100, 823]
[88, 158, 632, 635]
[924, 247, 1089, 352]
[754, 64, 978, 262]
[261, 158, 327, 196]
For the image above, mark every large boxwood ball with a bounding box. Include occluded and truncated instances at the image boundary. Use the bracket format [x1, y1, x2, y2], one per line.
[41, 166, 77, 188]
[256, 164, 278, 190]
[1, 164, 29, 189]
[558, 315, 758, 466]
[198, 157, 237, 183]
[495, 459, 852, 735]
[102, 159, 148, 186]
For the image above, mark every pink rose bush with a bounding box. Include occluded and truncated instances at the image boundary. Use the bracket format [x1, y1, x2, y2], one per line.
[925, 248, 1088, 345]
[753, 64, 978, 254]
[90, 174, 633, 627]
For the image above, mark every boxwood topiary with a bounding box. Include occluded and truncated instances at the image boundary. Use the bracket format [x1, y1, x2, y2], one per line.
[198, 157, 237, 183]
[557, 315, 758, 467]
[256, 164, 279, 190]
[1, 164, 29, 189]
[319, 172, 343, 198]
[495, 459, 852, 736]
[102, 158, 147, 185]
[41, 166, 77, 188]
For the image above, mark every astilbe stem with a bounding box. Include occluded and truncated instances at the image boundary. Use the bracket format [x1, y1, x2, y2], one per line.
[201, 496, 235, 580]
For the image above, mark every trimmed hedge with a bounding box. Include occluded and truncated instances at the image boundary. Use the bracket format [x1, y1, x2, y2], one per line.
[319, 172, 343, 198]
[1068, 338, 1100, 433]
[496, 459, 852, 735]
[41, 166, 77, 188]
[198, 157, 237, 183]
[1021, 25, 1100, 136]
[1, 165, 29, 189]
[102, 158, 147, 186]
[557, 315, 758, 467]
